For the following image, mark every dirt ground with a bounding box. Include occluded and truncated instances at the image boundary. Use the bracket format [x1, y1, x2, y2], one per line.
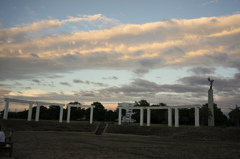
[1, 131, 240, 159]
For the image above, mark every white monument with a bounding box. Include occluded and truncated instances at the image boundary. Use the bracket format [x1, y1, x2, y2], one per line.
[208, 77, 215, 126]
[117, 103, 200, 127]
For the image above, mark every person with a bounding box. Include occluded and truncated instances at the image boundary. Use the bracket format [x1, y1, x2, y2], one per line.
[0, 124, 5, 142]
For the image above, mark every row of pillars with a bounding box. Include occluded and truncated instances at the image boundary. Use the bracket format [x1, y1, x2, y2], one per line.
[3, 100, 94, 124]
[118, 107, 200, 127]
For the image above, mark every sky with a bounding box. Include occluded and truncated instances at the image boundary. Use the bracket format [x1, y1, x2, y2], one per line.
[0, 0, 240, 114]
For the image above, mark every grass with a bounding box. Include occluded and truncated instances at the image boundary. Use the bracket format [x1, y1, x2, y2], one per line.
[0, 119, 240, 158]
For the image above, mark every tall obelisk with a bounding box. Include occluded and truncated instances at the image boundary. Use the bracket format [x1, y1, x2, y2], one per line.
[208, 77, 215, 126]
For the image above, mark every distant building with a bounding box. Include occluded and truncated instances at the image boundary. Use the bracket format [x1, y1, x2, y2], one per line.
[118, 103, 136, 123]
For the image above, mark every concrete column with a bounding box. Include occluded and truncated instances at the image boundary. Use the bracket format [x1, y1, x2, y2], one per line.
[140, 108, 144, 126]
[59, 105, 64, 123]
[147, 108, 151, 126]
[195, 107, 200, 127]
[27, 103, 33, 121]
[175, 108, 179, 127]
[35, 103, 40, 121]
[67, 105, 71, 123]
[3, 99, 9, 119]
[208, 89, 215, 126]
[118, 108, 122, 125]
[90, 106, 94, 124]
[168, 108, 172, 127]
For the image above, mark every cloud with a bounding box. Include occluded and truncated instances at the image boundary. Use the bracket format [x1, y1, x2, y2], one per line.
[102, 76, 118, 80]
[202, 0, 218, 6]
[0, 89, 11, 97]
[0, 19, 63, 42]
[47, 75, 64, 79]
[59, 82, 72, 87]
[188, 67, 216, 75]
[0, 14, 240, 81]
[73, 79, 108, 87]
[1, 72, 238, 110]
[63, 14, 121, 28]
[32, 79, 41, 84]
[178, 73, 240, 97]
[30, 53, 39, 58]
[73, 79, 84, 83]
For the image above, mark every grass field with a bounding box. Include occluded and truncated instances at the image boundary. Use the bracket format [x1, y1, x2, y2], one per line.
[1, 119, 240, 159]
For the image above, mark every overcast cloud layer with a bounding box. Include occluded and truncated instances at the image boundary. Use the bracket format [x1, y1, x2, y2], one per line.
[0, 13, 240, 113]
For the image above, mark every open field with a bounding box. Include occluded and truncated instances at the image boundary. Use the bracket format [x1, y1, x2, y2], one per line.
[1, 119, 240, 159]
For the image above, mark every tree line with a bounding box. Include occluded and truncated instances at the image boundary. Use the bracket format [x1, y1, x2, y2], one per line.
[2, 100, 240, 126]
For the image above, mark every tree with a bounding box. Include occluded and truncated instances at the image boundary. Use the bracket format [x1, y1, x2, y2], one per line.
[151, 103, 168, 124]
[200, 104, 212, 126]
[46, 105, 60, 120]
[200, 103, 227, 126]
[228, 105, 240, 127]
[135, 100, 150, 107]
[132, 100, 150, 123]
[68, 101, 82, 120]
[86, 102, 106, 121]
[179, 108, 194, 125]
[105, 110, 118, 121]
[214, 104, 227, 126]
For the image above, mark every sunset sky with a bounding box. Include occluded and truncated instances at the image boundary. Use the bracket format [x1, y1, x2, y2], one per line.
[0, 0, 240, 114]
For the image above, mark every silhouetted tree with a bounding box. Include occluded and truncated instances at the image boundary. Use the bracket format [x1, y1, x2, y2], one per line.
[228, 105, 240, 127]
[85, 102, 106, 121]
[151, 103, 168, 124]
[200, 103, 227, 126]
[68, 101, 84, 120]
[200, 104, 212, 125]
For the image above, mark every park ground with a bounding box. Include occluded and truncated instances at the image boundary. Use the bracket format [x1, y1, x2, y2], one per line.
[0, 119, 240, 159]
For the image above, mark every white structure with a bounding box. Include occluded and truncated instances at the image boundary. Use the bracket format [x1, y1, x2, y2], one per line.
[3, 98, 95, 124]
[208, 77, 215, 126]
[3, 98, 65, 122]
[208, 89, 215, 126]
[67, 104, 95, 124]
[118, 103, 136, 123]
[117, 103, 200, 127]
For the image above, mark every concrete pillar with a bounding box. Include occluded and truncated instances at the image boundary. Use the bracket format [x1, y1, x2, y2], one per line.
[90, 106, 94, 124]
[147, 108, 151, 126]
[27, 103, 33, 121]
[175, 108, 179, 127]
[168, 108, 172, 127]
[35, 103, 40, 121]
[118, 108, 122, 125]
[208, 89, 215, 126]
[140, 108, 144, 126]
[3, 99, 9, 119]
[59, 105, 64, 123]
[195, 107, 200, 127]
[67, 105, 71, 123]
